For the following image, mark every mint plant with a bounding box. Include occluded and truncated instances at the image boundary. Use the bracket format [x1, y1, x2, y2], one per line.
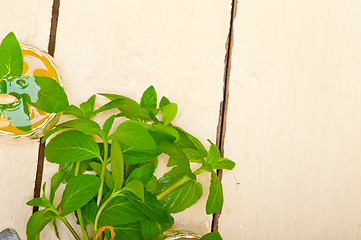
[26, 85, 235, 240]
[0, 32, 68, 131]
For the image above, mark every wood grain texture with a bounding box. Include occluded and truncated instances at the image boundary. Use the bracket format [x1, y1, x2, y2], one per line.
[0, 1, 53, 239]
[219, 0, 361, 239]
[40, 1, 232, 239]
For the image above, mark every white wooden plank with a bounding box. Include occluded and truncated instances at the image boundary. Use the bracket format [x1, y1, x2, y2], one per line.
[220, 0, 361, 239]
[40, 1, 232, 239]
[0, 1, 53, 239]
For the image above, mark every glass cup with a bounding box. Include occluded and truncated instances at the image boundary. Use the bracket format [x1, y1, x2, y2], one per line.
[0, 44, 63, 142]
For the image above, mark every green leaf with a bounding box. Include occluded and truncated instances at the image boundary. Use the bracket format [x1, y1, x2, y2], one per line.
[26, 197, 46, 207]
[82, 198, 98, 228]
[99, 195, 146, 226]
[20, 76, 69, 113]
[63, 105, 84, 118]
[111, 141, 124, 191]
[214, 157, 236, 170]
[0, 32, 23, 79]
[116, 107, 151, 121]
[26, 210, 45, 240]
[61, 174, 101, 216]
[175, 126, 208, 157]
[126, 163, 155, 185]
[26, 210, 58, 240]
[200, 231, 223, 240]
[113, 222, 144, 240]
[151, 123, 179, 143]
[50, 171, 65, 203]
[140, 214, 174, 240]
[54, 119, 106, 139]
[205, 140, 221, 168]
[122, 147, 162, 165]
[3, 96, 31, 131]
[103, 114, 116, 135]
[45, 130, 101, 164]
[110, 120, 156, 150]
[124, 191, 171, 224]
[123, 180, 144, 201]
[59, 159, 91, 184]
[95, 94, 142, 115]
[206, 171, 223, 215]
[140, 85, 157, 108]
[159, 96, 170, 108]
[183, 148, 205, 163]
[159, 180, 203, 213]
[145, 175, 158, 194]
[80, 94, 96, 118]
[158, 140, 192, 177]
[156, 166, 186, 194]
[89, 162, 114, 190]
[161, 102, 177, 125]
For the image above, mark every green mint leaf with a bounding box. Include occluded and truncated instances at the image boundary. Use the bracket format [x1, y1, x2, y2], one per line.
[3, 96, 31, 131]
[114, 222, 143, 240]
[151, 123, 179, 143]
[161, 102, 177, 125]
[26, 197, 46, 207]
[206, 171, 223, 215]
[140, 85, 157, 108]
[79, 94, 96, 118]
[124, 180, 145, 201]
[205, 140, 221, 168]
[124, 191, 171, 224]
[59, 159, 91, 184]
[17, 76, 69, 113]
[122, 147, 162, 165]
[45, 130, 101, 164]
[159, 180, 203, 213]
[63, 105, 84, 118]
[103, 114, 116, 135]
[158, 140, 192, 177]
[60, 174, 101, 216]
[182, 148, 205, 163]
[214, 157, 236, 170]
[156, 166, 186, 194]
[50, 171, 65, 204]
[159, 96, 170, 108]
[53, 118, 106, 139]
[200, 231, 223, 240]
[95, 94, 140, 113]
[140, 214, 174, 240]
[109, 120, 156, 150]
[26, 210, 45, 240]
[82, 198, 97, 228]
[174, 126, 208, 157]
[126, 163, 155, 185]
[116, 107, 151, 121]
[0, 32, 23, 79]
[99, 195, 146, 225]
[110, 141, 124, 191]
[145, 175, 158, 194]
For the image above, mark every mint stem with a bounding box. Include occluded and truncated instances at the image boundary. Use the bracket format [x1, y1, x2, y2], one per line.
[59, 216, 81, 240]
[97, 142, 108, 206]
[73, 162, 89, 240]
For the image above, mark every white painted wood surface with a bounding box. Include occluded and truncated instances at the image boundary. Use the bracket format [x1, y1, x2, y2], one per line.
[220, 0, 361, 239]
[40, 1, 232, 239]
[0, 1, 53, 239]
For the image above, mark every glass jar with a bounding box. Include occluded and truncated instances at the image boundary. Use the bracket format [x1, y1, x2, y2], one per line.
[153, 230, 201, 240]
[0, 44, 63, 142]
